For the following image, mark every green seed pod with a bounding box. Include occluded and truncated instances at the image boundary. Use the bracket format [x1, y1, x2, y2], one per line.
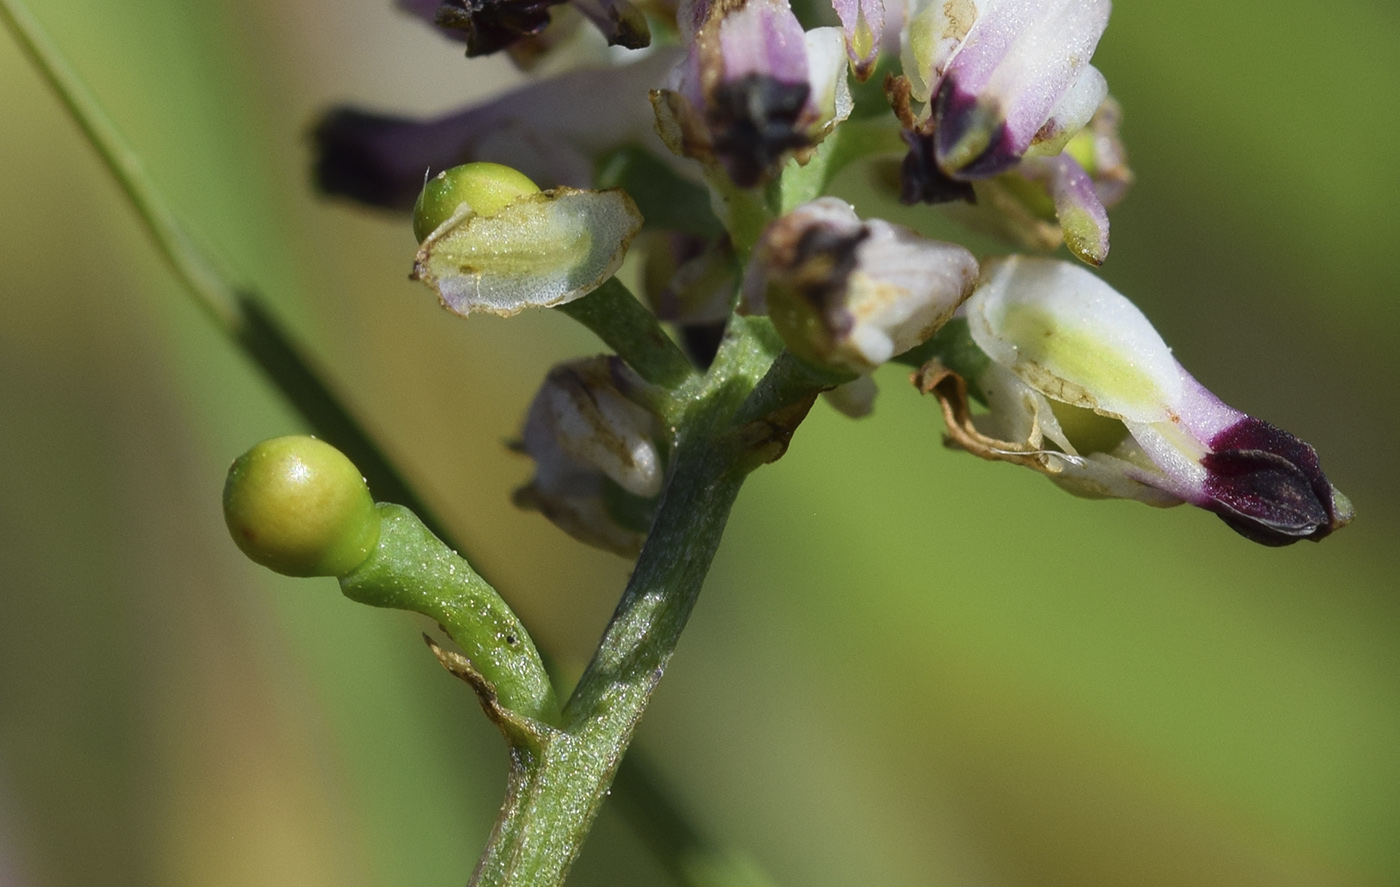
[223, 436, 381, 577]
[412, 162, 541, 242]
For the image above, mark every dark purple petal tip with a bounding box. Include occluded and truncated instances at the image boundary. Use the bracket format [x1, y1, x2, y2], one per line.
[933, 81, 1019, 179]
[708, 74, 812, 188]
[1201, 417, 1350, 546]
[312, 108, 444, 210]
[434, 0, 563, 56]
[897, 128, 976, 205]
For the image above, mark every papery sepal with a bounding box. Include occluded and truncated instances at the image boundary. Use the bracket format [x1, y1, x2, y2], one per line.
[411, 186, 643, 317]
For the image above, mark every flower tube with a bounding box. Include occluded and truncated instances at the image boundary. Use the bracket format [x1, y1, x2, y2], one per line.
[918, 256, 1353, 545]
[313, 49, 681, 210]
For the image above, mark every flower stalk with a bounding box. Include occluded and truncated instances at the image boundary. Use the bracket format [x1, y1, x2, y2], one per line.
[471, 314, 810, 886]
[556, 278, 697, 389]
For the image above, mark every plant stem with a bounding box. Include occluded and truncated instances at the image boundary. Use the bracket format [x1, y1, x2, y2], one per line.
[341, 505, 560, 725]
[466, 318, 800, 887]
[557, 278, 695, 388]
[473, 405, 746, 886]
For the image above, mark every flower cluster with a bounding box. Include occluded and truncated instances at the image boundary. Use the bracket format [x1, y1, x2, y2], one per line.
[312, 0, 1350, 550]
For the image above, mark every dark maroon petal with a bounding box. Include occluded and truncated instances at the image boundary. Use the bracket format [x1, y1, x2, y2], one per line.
[434, 0, 563, 56]
[312, 109, 452, 210]
[707, 74, 812, 188]
[932, 80, 1019, 179]
[570, 0, 651, 49]
[897, 128, 977, 205]
[1201, 417, 1343, 546]
[312, 104, 530, 210]
[789, 224, 869, 335]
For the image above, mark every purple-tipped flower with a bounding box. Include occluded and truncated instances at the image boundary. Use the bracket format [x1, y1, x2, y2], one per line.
[313, 50, 679, 210]
[919, 256, 1352, 545]
[903, 0, 1111, 177]
[744, 197, 979, 374]
[652, 0, 852, 187]
[932, 96, 1130, 265]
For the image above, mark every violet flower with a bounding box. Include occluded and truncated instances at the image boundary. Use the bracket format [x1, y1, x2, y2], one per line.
[918, 256, 1352, 545]
[933, 96, 1130, 265]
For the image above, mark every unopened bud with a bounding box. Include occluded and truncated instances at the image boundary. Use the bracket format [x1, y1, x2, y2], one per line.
[745, 198, 978, 373]
[515, 356, 665, 556]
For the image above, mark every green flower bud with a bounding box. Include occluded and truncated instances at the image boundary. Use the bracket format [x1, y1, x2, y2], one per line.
[223, 436, 381, 577]
[412, 162, 541, 242]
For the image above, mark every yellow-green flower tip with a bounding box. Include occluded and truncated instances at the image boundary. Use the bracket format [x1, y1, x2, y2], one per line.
[222, 436, 381, 577]
[412, 162, 542, 242]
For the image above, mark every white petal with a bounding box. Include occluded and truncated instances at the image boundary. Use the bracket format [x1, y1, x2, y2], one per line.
[966, 255, 1183, 422]
[539, 360, 664, 498]
[845, 220, 979, 362]
[823, 375, 879, 417]
[946, 0, 1111, 156]
[1025, 64, 1108, 156]
[805, 27, 855, 127]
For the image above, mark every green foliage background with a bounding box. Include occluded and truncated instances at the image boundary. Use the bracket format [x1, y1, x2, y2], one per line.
[1, 1, 1396, 884]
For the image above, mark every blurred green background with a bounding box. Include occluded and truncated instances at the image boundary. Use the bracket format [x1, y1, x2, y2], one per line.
[1, 0, 1396, 884]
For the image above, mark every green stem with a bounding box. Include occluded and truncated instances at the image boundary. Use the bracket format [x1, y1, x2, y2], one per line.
[466, 317, 810, 887]
[340, 505, 559, 725]
[557, 278, 695, 388]
[770, 116, 907, 215]
[704, 170, 774, 259]
[733, 347, 855, 428]
[474, 408, 747, 886]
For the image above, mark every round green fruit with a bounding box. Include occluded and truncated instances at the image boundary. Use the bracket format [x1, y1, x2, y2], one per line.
[223, 436, 380, 577]
[412, 162, 541, 242]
